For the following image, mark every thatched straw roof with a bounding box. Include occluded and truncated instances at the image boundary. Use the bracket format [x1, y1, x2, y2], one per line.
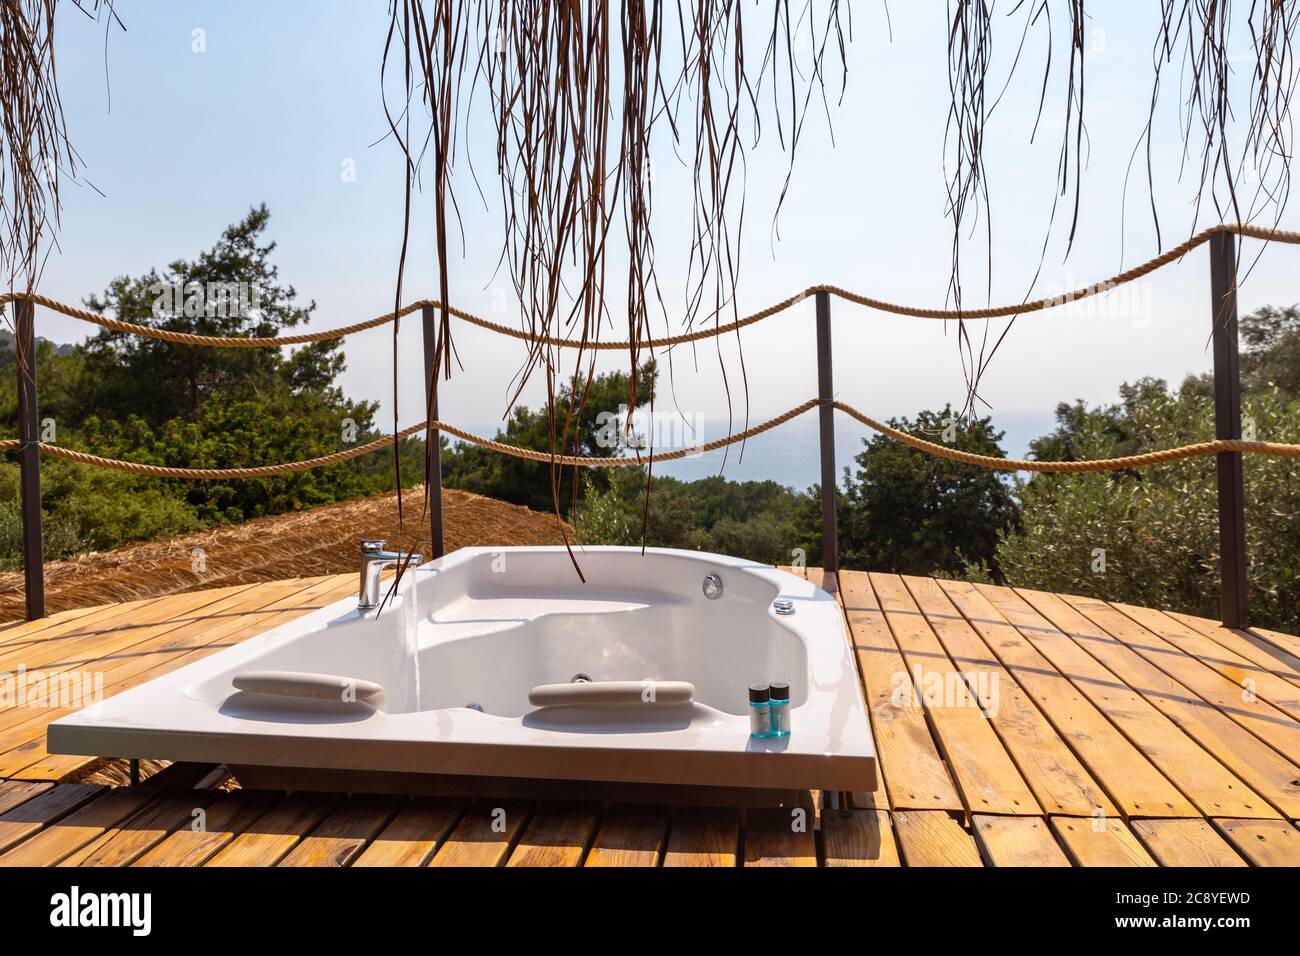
[0, 486, 569, 621]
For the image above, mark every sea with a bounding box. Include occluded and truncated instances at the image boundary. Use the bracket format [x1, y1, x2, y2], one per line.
[457, 412, 1053, 491]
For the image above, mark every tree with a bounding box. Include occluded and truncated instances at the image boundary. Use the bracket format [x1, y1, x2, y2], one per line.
[70, 204, 342, 427]
[0, 208, 414, 564]
[1240, 305, 1300, 399]
[838, 407, 1020, 579]
[443, 361, 656, 515]
[987, 378, 1300, 632]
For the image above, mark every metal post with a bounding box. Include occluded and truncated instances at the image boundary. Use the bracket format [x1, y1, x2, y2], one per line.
[421, 304, 445, 559]
[1209, 232, 1248, 628]
[815, 291, 839, 588]
[15, 299, 45, 620]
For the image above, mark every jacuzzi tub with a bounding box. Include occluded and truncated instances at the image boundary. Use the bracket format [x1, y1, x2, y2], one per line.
[48, 547, 877, 793]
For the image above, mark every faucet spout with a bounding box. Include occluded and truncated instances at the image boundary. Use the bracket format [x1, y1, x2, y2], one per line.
[358, 539, 424, 610]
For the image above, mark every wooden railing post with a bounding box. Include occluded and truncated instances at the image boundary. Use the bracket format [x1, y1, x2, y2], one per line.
[815, 290, 839, 587]
[421, 304, 445, 559]
[15, 299, 45, 620]
[1209, 231, 1248, 628]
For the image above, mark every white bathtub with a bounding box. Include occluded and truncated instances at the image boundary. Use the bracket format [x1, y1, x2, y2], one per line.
[48, 547, 877, 793]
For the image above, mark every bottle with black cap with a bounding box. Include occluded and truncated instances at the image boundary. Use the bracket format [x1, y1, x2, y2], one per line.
[749, 683, 772, 738]
[768, 681, 791, 736]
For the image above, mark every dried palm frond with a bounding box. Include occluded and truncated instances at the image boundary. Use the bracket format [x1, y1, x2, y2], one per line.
[8, 2, 1300, 583]
[944, 1, 1299, 419]
[385, 1, 847, 571]
[945, 0, 1088, 418]
[0, 0, 118, 291]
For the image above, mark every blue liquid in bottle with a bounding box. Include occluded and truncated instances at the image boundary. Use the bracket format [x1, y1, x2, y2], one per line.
[768, 681, 791, 737]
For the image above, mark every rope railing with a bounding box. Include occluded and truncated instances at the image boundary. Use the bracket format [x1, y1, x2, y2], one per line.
[5, 220, 1293, 629]
[832, 402, 1300, 471]
[4, 399, 1298, 477]
[6, 222, 1300, 351]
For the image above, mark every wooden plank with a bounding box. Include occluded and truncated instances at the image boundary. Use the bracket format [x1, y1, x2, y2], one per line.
[838, 571, 962, 811]
[0, 603, 106, 648]
[1169, 611, 1300, 689]
[0, 783, 106, 855]
[59, 789, 220, 867]
[1212, 819, 1300, 866]
[662, 806, 739, 867]
[0, 780, 53, 816]
[0, 787, 160, 866]
[1021, 589, 1300, 819]
[975, 583, 1271, 819]
[427, 799, 533, 867]
[0, 585, 259, 759]
[205, 792, 340, 867]
[133, 791, 284, 867]
[0, 584, 254, 675]
[870, 574, 1040, 816]
[903, 577, 1115, 817]
[892, 810, 982, 867]
[3, 576, 356, 780]
[0, 590, 225, 666]
[584, 804, 669, 867]
[351, 797, 465, 867]
[0, 591, 261, 770]
[506, 801, 601, 867]
[1113, 602, 1300, 721]
[829, 572, 888, 811]
[742, 807, 817, 867]
[0, 586, 279, 771]
[1130, 819, 1247, 867]
[820, 808, 900, 867]
[277, 794, 401, 867]
[1049, 816, 1156, 867]
[1237, 623, 1300, 662]
[936, 580, 1198, 819]
[1236, 622, 1300, 661]
[1049, 596, 1300, 764]
[971, 815, 1070, 867]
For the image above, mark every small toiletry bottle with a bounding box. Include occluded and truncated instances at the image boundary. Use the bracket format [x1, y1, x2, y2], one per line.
[769, 681, 791, 737]
[749, 683, 772, 738]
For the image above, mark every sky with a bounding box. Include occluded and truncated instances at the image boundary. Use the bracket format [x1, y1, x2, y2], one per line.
[29, 2, 1300, 486]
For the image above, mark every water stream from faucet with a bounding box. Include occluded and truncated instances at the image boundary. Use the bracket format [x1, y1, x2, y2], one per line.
[399, 567, 425, 711]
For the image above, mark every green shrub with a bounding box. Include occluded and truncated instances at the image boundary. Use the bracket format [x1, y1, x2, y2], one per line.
[986, 380, 1300, 632]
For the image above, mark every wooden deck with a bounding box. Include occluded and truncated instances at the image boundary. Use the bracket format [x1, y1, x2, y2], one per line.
[1, 568, 1299, 866]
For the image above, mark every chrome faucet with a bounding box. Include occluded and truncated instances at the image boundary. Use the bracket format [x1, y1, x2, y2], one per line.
[358, 539, 423, 610]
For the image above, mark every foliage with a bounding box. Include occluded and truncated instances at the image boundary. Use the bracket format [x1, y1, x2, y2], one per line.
[572, 468, 807, 566]
[0, 208, 420, 566]
[70, 205, 341, 426]
[0, 458, 199, 569]
[838, 407, 1021, 580]
[1239, 305, 1300, 399]
[442, 361, 656, 515]
[981, 378, 1300, 632]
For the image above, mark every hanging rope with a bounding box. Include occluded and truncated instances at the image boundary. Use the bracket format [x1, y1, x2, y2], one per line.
[833, 401, 1300, 471]
[5, 398, 1300, 477]
[5, 222, 1299, 349]
[4, 219, 1299, 480]
[8, 401, 819, 477]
